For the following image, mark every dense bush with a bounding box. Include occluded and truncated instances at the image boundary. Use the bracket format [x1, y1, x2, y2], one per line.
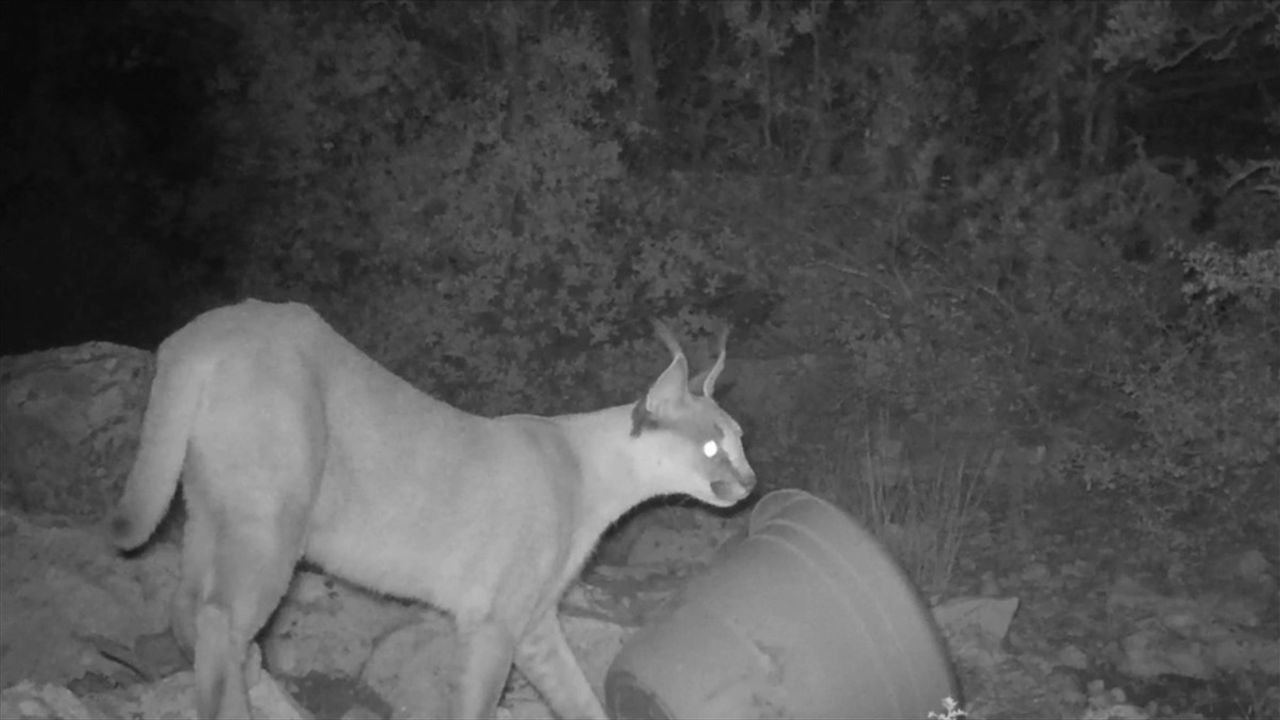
[203, 3, 768, 411]
[207, 1, 1274, 533]
[3, 0, 1274, 544]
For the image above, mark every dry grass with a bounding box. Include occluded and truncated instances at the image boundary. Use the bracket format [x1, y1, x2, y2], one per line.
[812, 411, 995, 596]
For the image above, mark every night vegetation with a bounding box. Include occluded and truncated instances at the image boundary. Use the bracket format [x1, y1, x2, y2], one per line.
[2, 0, 1276, 579]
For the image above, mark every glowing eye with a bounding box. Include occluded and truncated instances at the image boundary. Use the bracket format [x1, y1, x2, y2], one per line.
[702, 440, 719, 458]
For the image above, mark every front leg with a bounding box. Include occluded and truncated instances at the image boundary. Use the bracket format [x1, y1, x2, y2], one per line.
[451, 620, 517, 719]
[514, 612, 608, 720]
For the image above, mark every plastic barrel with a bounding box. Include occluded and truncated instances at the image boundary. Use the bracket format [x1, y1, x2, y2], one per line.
[604, 489, 959, 720]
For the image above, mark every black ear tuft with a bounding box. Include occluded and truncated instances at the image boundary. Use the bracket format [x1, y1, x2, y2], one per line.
[690, 323, 729, 397]
[652, 320, 683, 359]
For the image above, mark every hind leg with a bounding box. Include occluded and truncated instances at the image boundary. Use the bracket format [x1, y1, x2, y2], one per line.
[192, 510, 305, 719]
[173, 492, 216, 660]
[449, 618, 516, 719]
[193, 600, 247, 719]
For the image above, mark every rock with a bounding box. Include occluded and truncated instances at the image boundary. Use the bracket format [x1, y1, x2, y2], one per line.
[0, 681, 101, 720]
[560, 614, 629, 700]
[1057, 643, 1090, 670]
[0, 509, 176, 689]
[625, 523, 722, 567]
[1117, 628, 1210, 680]
[0, 342, 151, 518]
[264, 570, 418, 680]
[1231, 548, 1271, 582]
[933, 595, 1020, 664]
[361, 616, 454, 719]
[1045, 665, 1087, 706]
[124, 666, 311, 720]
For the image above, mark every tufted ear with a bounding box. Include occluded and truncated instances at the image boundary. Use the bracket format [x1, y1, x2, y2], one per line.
[689, 324, 728, 398]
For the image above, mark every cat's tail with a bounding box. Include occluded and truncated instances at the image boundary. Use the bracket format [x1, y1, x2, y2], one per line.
[106, 329, 211, 551]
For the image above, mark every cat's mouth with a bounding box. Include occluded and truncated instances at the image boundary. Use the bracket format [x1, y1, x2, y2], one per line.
[711, 478, 751, 504]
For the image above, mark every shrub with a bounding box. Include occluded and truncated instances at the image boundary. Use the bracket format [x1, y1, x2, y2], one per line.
[208, 4, 766, 412]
